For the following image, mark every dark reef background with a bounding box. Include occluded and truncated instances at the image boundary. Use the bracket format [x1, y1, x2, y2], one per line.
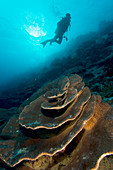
[0, 20, 113, 113]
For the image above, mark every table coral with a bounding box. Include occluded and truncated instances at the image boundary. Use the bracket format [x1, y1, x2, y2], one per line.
[0, 74, 112, 170]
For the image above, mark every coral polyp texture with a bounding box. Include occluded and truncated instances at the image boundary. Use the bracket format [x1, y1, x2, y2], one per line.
[0, 74, 113, 169]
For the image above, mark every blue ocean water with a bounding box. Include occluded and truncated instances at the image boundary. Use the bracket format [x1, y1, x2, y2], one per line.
[0, 0, 113, 88]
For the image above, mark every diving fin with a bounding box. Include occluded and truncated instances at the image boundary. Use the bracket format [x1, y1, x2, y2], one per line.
[40, 40, 49, 48]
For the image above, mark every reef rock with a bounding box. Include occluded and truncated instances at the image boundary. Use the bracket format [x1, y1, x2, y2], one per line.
[0, 74, 112, 170]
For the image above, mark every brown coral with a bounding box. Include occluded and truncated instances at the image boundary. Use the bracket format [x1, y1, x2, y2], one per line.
[0, 74, 112, 169]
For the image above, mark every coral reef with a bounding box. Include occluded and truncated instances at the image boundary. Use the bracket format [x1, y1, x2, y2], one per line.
[0, 74, 112, 170]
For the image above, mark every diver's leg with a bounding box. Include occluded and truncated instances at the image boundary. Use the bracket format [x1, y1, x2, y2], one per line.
[42, 36, 57, 46]
[50, 38, 55, 45]
[41, 34, 63, 47]
[55, 35, 63, 44]
[50, 35, 57, 45]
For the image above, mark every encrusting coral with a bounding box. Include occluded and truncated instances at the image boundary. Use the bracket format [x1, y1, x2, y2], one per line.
[0, 74, 112, 170]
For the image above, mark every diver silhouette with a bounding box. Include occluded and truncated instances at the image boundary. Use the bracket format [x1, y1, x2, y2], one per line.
[41, 13, 71, 48]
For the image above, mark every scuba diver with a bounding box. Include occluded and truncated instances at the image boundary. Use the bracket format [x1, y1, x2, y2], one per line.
[40, 13, 71, 48]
